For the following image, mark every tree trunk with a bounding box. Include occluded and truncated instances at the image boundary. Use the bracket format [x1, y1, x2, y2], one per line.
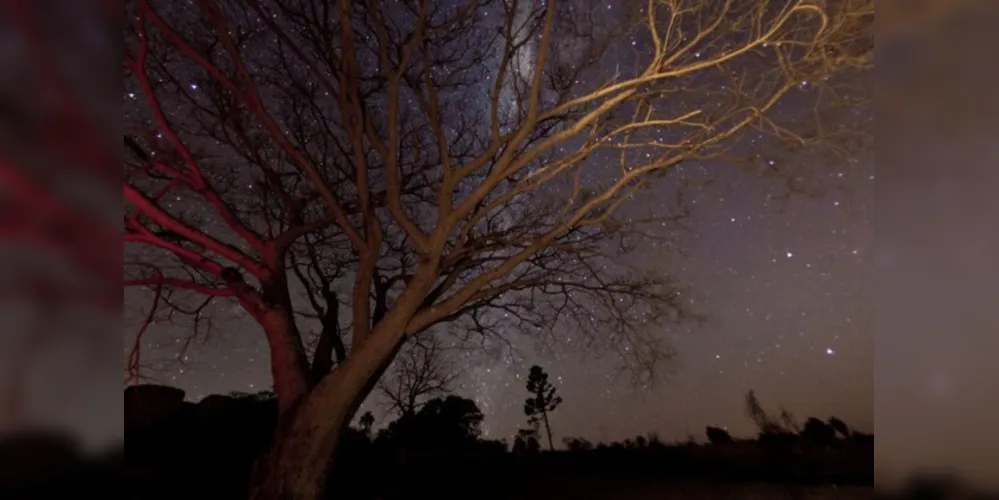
[248, 322, 406, 500]
[259, 305, 310, 417]
[249, 256, 442, 499]
[308, 297, 346, 388]
[257, 246, 311, 416]
[542, 411, 554, 451]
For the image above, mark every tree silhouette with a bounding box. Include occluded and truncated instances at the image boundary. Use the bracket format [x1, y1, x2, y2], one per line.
[778, 407, 802, 434]
[705, 426, 734, 445]
[512, 427, 541, 454]
[828, 416, 850, 439]
[744, 389, 798, 435]
[358, 411, 375, 439]
[122, 1, 872, 497]
[745, 390, 778, 435]
[801, 417, 836, 445]
[378, 335, 458, 418]
[523, 365, 562, 451]
[562, 436, 594, 451]
[378, 395, 484, 450]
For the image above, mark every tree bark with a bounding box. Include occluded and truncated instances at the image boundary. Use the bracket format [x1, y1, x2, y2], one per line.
[256, 244, 311, 416]
[259, 305, 310, 417]
[248, 320, 407, 500]
[308, 296, 346, 388]
[249, 259, 441, 500]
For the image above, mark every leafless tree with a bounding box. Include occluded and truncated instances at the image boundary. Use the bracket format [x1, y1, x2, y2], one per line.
[122, 0, 872, 498]
[378, 334, 458, 418]
[745, 389, 800, 435]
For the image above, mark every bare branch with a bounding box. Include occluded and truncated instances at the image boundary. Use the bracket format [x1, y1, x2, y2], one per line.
[378, 334, 459, 417]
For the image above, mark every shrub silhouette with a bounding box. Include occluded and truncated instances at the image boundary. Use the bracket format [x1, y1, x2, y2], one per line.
[124, 384, 186, 430]
[646, 433, 666, 449]
[377, 395, 484, 450]
[705, 426, 734, 445]
[828, 416, 850, 439]
[562, 436, 594, 451]
[512, 428, 541, 454]
[801, 417, 836, 445]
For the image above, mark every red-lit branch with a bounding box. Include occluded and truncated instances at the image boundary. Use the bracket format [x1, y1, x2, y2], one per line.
[124, 184, 266, 277]
[125, 267, 163, 384]
[126, 5, 265, 255]
[139, 0, 365, 251]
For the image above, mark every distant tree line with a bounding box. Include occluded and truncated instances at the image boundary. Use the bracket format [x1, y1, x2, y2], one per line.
[125, 368, 872, 498]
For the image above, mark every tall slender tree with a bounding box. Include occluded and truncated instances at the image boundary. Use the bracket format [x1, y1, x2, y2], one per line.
[123, 0, 872, 498]
[524, 365, 562, 451]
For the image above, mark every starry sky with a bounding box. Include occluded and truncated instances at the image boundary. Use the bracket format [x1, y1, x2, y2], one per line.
[124, 0, 873, 447]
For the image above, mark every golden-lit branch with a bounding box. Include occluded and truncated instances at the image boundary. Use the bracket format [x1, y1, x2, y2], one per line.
[372, 0, 436, 248]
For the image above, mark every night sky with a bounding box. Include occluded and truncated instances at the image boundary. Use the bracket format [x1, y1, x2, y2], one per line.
[125, 1, 874, 446]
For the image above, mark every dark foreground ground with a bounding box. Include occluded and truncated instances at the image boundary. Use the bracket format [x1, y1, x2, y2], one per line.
[512, 479, 873, 500]
[118, 385, 877, 499]
[127, 466, 871, 500]
[125, 444, 875, 500]
[6, 431, 994, 500]
[0, 384, 988, 500]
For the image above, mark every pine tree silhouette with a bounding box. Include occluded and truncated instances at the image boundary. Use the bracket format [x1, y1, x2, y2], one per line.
[523, 365, 562, 451]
